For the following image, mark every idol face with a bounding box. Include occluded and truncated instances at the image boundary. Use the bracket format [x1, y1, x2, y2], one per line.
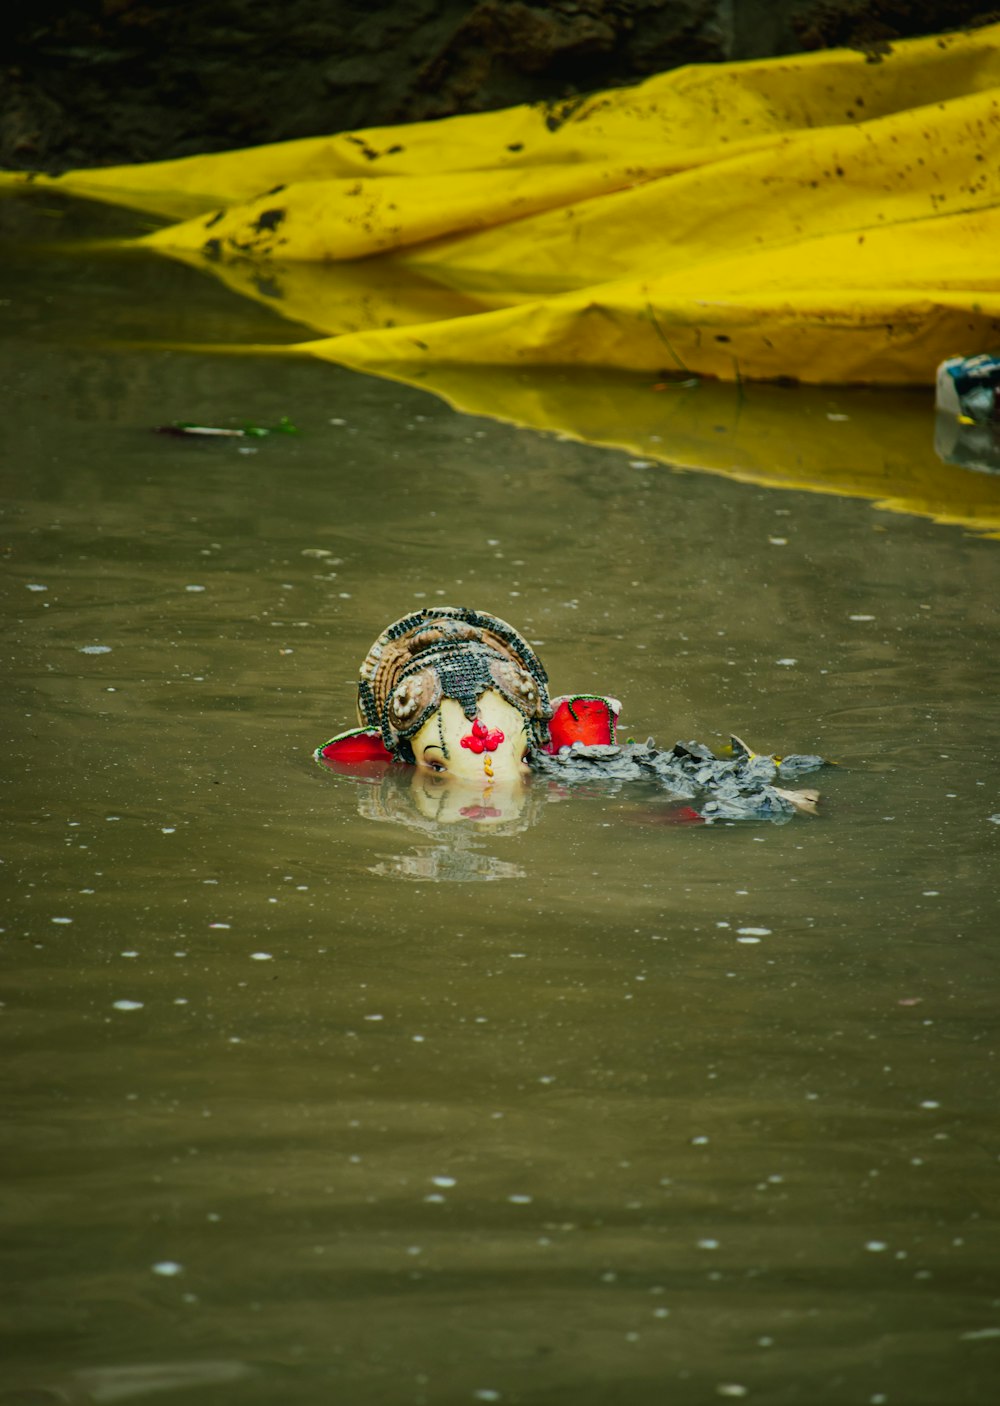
[410, 692, 531, 783]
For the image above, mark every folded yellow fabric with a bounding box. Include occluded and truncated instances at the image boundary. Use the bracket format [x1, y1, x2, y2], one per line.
[5, 23, 1000, 384]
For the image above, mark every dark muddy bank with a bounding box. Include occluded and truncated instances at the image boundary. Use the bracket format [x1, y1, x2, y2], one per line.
[3, 0, 997, 172]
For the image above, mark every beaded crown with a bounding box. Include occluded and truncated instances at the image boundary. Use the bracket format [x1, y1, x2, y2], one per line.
[356, 606, 552, 761]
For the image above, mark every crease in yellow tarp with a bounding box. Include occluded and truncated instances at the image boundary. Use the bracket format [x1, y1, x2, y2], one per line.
[5, 22, 1000, 386]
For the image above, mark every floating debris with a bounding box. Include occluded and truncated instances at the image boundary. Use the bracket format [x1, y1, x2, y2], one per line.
[533, 735, 829, 823]
[156, 416, 298, 439]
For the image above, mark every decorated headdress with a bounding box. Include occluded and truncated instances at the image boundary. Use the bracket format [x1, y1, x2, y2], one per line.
[356, 606, 552, 761]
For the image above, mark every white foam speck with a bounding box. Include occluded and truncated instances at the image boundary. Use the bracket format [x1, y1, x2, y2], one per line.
[737, 927, 772, 936]
[865, 1240, 888, 1252]
[113, 1000, 144, 1011]
[849, 614, 875, 622]
[51, 916, 73, 925]
[185, 585, 206, 592]
[250, 952, 272, 961]
[79, 645, 112, 654]
[431, 1176, 456, 1188]
[151, 1261, 183, 1276]
[508, 1194, 533, 1204]
[27, 584, 48, 592]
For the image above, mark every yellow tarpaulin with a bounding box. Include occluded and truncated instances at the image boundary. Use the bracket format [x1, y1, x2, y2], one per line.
[4, 23, 1000, 384]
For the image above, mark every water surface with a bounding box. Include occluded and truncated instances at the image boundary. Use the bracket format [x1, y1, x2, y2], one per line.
[2, 195, 999, 1406]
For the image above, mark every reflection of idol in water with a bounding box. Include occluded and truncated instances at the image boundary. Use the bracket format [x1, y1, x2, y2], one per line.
[344, 764, 556, 883]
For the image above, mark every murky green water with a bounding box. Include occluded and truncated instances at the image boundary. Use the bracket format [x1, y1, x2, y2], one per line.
[3, 197, 999, 1406]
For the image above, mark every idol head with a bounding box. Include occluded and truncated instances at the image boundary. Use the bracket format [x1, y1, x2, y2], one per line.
[355, 607, 552, 775]
[410, 691, 531, 783]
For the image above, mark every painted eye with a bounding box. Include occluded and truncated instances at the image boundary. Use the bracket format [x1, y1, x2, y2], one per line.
[428, 761, 447, 774]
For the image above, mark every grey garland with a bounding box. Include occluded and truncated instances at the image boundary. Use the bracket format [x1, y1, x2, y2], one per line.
[531, 737, 828, 823]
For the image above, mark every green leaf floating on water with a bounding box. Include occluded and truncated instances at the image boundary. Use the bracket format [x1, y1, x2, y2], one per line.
[158, 416, 299, 438]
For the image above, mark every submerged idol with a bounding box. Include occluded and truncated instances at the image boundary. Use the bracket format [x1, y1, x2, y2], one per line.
[316, 606, 826, 823]
[317, 605, 616, 782]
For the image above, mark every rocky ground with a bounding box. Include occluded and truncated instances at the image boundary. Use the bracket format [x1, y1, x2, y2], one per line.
[2, 0, 997, 171]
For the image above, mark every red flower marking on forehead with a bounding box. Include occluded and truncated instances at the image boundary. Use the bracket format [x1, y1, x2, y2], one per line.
[460, 717, 505, 754]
